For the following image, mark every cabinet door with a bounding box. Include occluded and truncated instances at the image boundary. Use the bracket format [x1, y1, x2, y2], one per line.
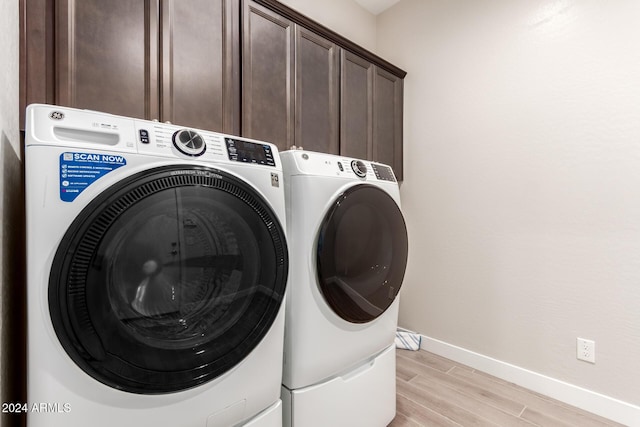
[295, 27, 339, 154]
[242, 0, 294, 151]
[161, 0, 240, 134]
[373, 66, 403, 180]
[55, 0, 159, 120]
[340, 50, 373, 160]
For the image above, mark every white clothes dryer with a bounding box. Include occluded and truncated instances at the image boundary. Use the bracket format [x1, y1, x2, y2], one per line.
[25, 104, 289, 427]
[279, 150, 408, 427]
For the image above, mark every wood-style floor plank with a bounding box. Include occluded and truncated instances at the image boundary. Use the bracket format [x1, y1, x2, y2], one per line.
[390, 349, 625, 427]
[404, 375, 536, 427]
[405, 360, 526, 417]
[388, 410, 423, 427]
[397, 378, 501, 426]
[448, 366, 620, 427]
[395, 394, 461, 427]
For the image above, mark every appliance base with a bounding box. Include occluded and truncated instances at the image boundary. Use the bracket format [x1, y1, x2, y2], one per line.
[241, 400, 282, 427]
[282, 345, 396, 427]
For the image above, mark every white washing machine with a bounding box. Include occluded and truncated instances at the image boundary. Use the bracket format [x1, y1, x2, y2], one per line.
[279, 150, 408, 427]
[25, 104, 289, 427]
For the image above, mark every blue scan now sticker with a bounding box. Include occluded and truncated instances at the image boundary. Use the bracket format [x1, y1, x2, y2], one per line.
[60, 152, 127, 202]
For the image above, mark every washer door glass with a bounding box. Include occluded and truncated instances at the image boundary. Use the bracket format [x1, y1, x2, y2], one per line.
[316, 184, 408, 323]
[49, 166, 288, 394]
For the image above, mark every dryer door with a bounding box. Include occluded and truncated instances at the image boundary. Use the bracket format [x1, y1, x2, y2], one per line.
[49, 165, 288, 394]
[316, 184, 408, 323]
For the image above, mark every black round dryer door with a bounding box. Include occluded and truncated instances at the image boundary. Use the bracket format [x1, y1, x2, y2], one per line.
[316, 184, 408, 324]
[49, 165, 288, 394]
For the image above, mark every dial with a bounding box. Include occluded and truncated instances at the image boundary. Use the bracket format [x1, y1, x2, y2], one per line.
[351, 160, 367, 178]
[172, 129, 206, 157]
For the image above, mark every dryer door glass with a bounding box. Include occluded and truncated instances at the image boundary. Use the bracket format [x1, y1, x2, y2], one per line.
[49, 166, 288, 394]
[317, 184, 408, 323]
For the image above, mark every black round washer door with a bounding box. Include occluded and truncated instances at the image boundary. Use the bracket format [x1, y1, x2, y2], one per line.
[49, 165, 288, 394]
[316, 184, 408, 324]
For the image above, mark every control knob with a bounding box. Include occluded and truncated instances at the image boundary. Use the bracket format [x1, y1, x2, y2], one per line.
[351, 160, 367, 178]
[172, 129, 206, 157]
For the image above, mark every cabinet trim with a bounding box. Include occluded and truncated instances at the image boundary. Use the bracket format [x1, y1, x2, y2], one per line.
[224, 0, 241, 134]
[20, 0, 56, 129]
[147, 0, 160, 121]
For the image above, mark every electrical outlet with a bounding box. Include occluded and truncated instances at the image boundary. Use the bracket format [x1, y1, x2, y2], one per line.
[577, 338, 595, 363]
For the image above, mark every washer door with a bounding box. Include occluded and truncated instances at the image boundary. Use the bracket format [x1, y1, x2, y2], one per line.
[49, 165, 288, 394]
[316, 184, 408, 324]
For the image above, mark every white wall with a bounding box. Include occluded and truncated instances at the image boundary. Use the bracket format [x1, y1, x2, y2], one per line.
[378, 0, 640, 410]
[278, 0, 377, 52]
[0, 0, 23, 419]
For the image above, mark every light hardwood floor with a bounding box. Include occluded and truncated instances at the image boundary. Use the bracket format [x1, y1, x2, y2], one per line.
[390, 349, 626, 427]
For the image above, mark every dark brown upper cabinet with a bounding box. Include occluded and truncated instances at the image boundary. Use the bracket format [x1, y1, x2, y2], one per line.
[21, 0, 405, 177]
[242, 0, 340, 154]
[295, 26, 340, 155]
[160, 0, 240, 133]
[54, 0, 154, 120]
[245, 0, 405, 178]
[21, 0, 239, 134]
[241, 0, 294, 151]
[373, 67, 403, 180]
[340, 53, 404, 180]
[340, 50, 374, 161]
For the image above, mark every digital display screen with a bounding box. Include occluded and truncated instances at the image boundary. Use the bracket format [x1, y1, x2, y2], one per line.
[235, 140, 267, 162]
[371, 164, 396, 182]
[225, 138, 276, 167]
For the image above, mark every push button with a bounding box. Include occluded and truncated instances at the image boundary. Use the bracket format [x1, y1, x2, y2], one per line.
[139, 129, 150, 144]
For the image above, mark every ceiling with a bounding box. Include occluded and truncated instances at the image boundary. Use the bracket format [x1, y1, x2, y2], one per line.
[353, 0, 401, 15]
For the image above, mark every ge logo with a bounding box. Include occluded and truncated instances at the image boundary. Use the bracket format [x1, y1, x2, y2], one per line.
[49, 111, 65, 120]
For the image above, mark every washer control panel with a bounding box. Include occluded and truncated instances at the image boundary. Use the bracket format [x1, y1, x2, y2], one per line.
[26, 104, 281, 167]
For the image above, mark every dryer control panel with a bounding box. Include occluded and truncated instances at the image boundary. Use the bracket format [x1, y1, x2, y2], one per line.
[282, 150, 397, 183]
[370, 163, 396, 182]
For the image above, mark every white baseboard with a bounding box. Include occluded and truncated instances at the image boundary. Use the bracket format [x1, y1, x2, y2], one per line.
[419, 335, 640, 427]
